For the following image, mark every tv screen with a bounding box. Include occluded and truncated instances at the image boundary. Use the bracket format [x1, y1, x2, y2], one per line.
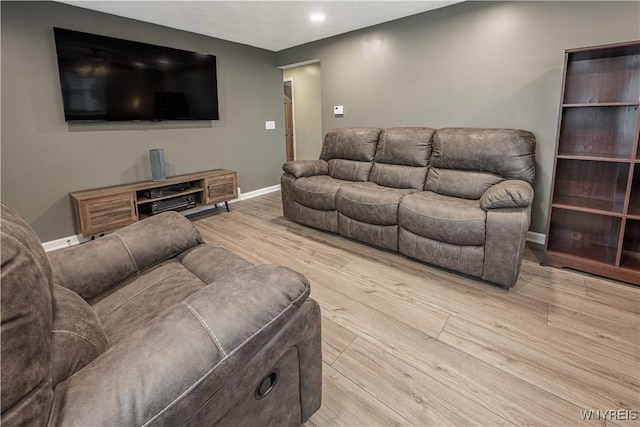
[53, 28, 219, 121]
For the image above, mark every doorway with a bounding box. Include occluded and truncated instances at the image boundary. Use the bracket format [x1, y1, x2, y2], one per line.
[282, 62, 322, 161]
[284, 79, 294, 162]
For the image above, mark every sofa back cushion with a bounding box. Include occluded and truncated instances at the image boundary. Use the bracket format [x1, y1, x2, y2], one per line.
[320, 127, 381, 181]
[1, 203, 54, 426]
[370, 127, 435, 190]
[425, 128, 536, 199]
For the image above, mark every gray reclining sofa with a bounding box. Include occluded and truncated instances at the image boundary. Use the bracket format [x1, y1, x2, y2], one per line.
[1, 203, 321, 426]
[281, 127, 536, 288]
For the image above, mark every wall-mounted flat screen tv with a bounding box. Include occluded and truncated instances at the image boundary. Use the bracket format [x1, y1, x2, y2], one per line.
[53, 27, 219, 121]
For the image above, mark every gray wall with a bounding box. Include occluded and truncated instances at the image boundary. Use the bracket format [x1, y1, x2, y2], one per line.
[276, 1, 640, 234]
[1, 1, 286, 241]
[283, 63, 323, 160]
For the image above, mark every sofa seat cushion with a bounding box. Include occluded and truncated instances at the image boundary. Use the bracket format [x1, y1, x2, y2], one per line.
[399, 191, 486, 246]
[336, 182, 416, 225]
[292, 175, 350, 211]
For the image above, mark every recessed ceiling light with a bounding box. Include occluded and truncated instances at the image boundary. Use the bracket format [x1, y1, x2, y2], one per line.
[310, 13, 325, 22]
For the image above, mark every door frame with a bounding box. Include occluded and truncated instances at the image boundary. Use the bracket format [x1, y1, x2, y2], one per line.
[284, 77, 296, 161]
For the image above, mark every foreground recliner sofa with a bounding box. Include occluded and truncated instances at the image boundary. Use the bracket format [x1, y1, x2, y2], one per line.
[281, 127, 535, 288]
[1, 203, 321, 426]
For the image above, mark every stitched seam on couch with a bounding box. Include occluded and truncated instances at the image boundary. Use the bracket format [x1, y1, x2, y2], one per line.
[482, 196, 531, 210]
[97, 270, 189, 320]
[474, 174, 480, 199]
[181, 246, 233, 270]
[182, 251, 211, 269]
[114, 233, 139, 272]
[182, 302, 227, 357]
[87, 252, 197, 304]
[338, 194, 400, 207]
[4, 235, 52, 296]
[51, 330, 105, 354]
[513, 212, 527, 285]
[400, 206, 483, 222]
[141, 287, 310, 427]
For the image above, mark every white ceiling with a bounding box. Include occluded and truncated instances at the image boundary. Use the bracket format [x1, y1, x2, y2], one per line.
[55, 1, 464, 52]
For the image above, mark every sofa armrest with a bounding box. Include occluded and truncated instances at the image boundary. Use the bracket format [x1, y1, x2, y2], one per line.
[49, 264, 311, 426]
[483, 208, 531, 287]
[282, 160, 328, 178]
[479, 180, 534, 211]
[48, 211, 202, 302]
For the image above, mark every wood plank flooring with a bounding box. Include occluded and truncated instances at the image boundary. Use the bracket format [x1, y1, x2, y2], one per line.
[192, 192, 640, 427]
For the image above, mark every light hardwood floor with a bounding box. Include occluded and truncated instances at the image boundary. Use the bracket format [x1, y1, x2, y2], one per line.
[192, 192, 640, 427]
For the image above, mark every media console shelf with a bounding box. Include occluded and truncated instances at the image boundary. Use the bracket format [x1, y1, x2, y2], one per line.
[543, 41, 640, 285]
[70, 169, 237, 237]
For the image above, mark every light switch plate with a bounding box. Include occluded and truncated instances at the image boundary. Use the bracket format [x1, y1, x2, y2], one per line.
[265, 121, 276, 130]
[333, 105, 344, 115]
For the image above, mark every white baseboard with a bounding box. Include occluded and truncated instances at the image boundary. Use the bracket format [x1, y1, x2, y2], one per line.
[526, 231, 546, 245]
[42, 184, 283, 252]
[237, 184, 281, 201]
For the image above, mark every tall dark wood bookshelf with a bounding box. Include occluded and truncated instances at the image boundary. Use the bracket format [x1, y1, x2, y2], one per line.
[544, 41, 640, 285]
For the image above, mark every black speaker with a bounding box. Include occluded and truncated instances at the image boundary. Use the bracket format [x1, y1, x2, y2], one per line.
[149, 149, 166, 182]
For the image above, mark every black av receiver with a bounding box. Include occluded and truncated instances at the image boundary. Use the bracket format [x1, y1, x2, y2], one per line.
[140, 195, 196, 216]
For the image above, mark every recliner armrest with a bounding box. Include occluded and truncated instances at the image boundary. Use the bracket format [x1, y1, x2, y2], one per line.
[282, 160, 329, 178]
[479, 180, 534, 211]
[48, 211, 202, 302]
[49, 264, 311, 427]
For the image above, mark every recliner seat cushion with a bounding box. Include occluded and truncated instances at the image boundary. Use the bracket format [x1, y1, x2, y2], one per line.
[336, 182, 416, 225]
[292, 175, 349, 211]
[399, 191, 486, 246]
